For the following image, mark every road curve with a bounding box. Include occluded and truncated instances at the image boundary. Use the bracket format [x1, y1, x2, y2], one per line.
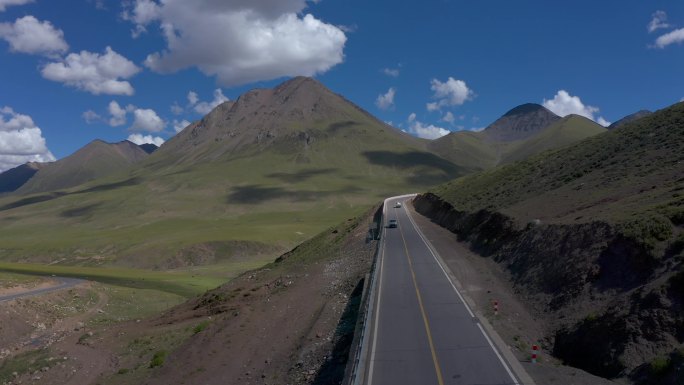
[363, 196, 521, 385]
[0, 277, 84, 303]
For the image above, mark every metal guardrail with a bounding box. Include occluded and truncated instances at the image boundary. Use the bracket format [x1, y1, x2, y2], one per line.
[343, 201, 386, 385]
[343, 195, 536, 385]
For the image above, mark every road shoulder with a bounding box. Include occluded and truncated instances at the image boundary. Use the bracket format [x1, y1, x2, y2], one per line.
[406, 200, 620, 385]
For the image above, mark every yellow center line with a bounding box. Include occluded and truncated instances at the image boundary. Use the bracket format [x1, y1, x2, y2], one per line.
[398, 218, 446, 385]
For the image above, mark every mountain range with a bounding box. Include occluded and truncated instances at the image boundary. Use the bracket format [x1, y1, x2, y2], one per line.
[0, 77, 629, 267]
[15, 140, 154, 195]
[415, 100, 684, 382]
[428, 104, 606, 170]
[0, 76, 678, 385]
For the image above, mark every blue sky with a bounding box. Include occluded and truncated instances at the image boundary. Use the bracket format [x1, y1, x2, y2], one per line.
[0, 0, 682, 171]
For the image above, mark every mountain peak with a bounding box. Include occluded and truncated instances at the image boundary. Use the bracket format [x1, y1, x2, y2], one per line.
[87, 139, 108, 146]
[483, 103, 561, 142]
[502, 103, 550, 118]
[608, 110, 652, 130]
[138, 143, 159, 154]
[154, 76, 421, 164]
[273, 76, 334, 103]
[274, 76, 322, 91]
[16, 139, 150, 194]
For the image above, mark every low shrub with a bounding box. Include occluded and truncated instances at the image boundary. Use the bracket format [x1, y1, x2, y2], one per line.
[149, 350, 167, 368]
[193, 320, 210, 334]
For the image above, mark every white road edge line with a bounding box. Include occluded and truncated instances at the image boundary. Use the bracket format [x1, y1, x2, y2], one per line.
[477, 323, 520, 384]
[366, 227, 386, 384]
[366, 197, 390, 384]
[402, 200, 521, 385]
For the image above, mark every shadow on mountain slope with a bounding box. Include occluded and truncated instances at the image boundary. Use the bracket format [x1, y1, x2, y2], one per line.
[0, 177, 141, 212]
[327, 120, 360, 133]
[228, 185, 289, 204]
[60, 202, 102, 218]
[362, 151, 460, 175]
[267, 168, 336, 183]
[74, 177, 141, 194]
[0, 192, 67, 211]
[227, 185, 364, 204]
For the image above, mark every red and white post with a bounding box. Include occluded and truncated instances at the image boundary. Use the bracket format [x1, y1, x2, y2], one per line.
[493, 300, 499, 316]
[531, 344, 538, 364]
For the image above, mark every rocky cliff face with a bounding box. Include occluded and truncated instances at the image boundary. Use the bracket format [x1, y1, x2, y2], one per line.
[414, 192, 684, 383]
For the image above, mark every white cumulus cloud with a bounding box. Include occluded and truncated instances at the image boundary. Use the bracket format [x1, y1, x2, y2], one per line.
[105, 101, 165, 133]
[441, 111, 455, 124]
[375, 87, 396, 110]
[648, 10, 671, 33]
[187, 91, 199, 107]
[82, 110, 102, 124]
[170, 102, 183, 115]
[127, 133, 165, 147]
[405, 112, 450, 139]
[0, 106, 34, 130]
[41, 46, 141, 95]
[188, 89, 229, 115]
[427, 77, 474, 111]
[0, 0, 33, 12]
[382, 67, 399, 77]
[124, 0, 346, 86]
[130, 108, 165, 132]
[542, 90, 610, 126]
[0, 106, 55, 172]
[107, 101, 129, 127]
[654, 28, 684, 49]
[173, 119, 190, 133]
[0, 15, 68, 56]
[123, 0, 161, 37]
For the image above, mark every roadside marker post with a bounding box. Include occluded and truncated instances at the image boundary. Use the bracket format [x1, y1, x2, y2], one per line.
[531, 345, 538, 364]
[493, 300, 499, 316]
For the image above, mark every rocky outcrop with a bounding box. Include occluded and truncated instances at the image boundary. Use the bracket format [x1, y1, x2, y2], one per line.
[413, 192, 684, 383]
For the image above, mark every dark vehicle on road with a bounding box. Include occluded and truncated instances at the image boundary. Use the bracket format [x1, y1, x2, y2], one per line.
[388, 219, 398, 228]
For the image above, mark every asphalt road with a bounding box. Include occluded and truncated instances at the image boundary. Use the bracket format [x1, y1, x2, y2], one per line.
[0, 276, 84, 303]
[364, 197, 519, 385]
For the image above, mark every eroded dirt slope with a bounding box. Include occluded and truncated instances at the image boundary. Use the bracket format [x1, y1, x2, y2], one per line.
[414, 193, 683, 384]
[139, 208, 377, 385]
[56, 206, 380, 385]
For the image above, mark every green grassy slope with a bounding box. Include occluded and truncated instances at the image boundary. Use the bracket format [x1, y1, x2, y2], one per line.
[421, 102, 684, 383]
[0, 78, 463, 268]
[427, 130, 499, 171]
[429, 111, 606, 172]
[0, 262, 233, 297]
[430, 102, 684, 225]
[0, 80, 617, 270]
[500, 114, 607, 164]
